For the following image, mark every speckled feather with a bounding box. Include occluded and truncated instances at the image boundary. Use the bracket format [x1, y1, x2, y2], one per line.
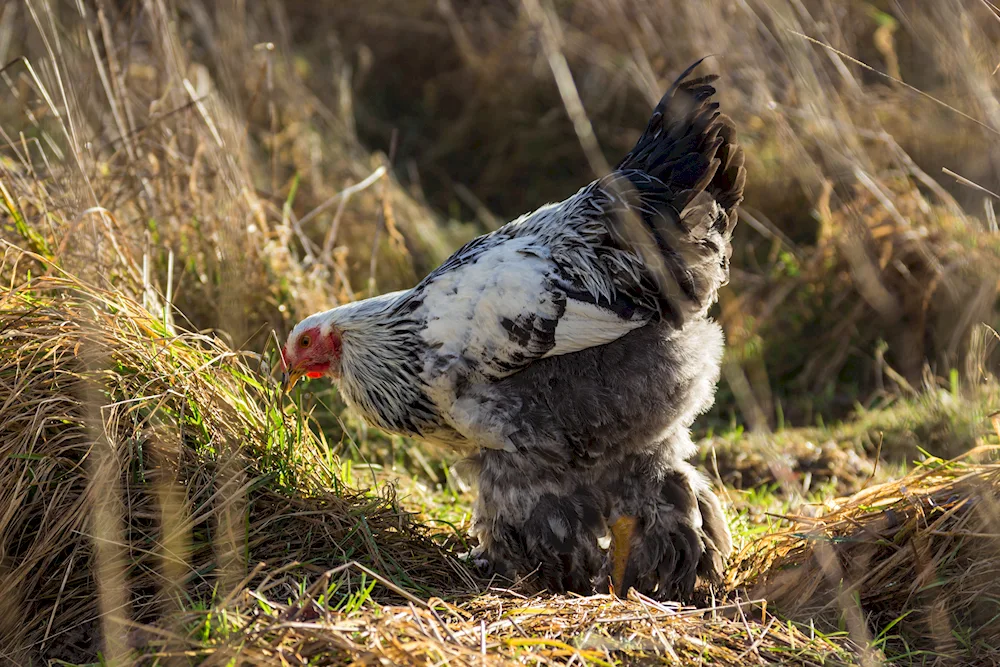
[287, 61, 745, 601]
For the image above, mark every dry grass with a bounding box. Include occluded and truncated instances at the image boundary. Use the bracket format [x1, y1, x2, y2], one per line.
[0, 0, 470, 344]
[732, 440, 1000, 663]
[0, 249, 468, 663]
[702, 377, 1000, 499]
[719, 179, 1000, 430]
[0, 248, 881, 664]
[2, 0, 1000, 665]
[291, 1, 1000, 214]
[158, 588, 862, 666]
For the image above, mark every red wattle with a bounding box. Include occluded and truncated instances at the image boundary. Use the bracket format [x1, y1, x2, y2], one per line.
[306, 371, 323, 379]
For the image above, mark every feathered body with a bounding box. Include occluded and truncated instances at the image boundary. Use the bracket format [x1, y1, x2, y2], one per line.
[284, 63, 746, 601]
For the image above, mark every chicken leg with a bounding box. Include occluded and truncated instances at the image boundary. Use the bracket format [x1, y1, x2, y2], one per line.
[609, 515, 637, 596]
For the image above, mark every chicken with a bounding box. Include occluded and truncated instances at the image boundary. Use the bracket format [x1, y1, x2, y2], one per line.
[282, 60, 745, 601]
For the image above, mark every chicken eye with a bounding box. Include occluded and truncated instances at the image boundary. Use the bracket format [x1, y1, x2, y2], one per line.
[299, 335, 311, 348]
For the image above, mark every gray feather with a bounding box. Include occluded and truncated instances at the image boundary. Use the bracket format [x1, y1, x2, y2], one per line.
[466, 319, 732, 600]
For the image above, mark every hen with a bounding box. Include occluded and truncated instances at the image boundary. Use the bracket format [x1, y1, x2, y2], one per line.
[282, 61, 745, 601]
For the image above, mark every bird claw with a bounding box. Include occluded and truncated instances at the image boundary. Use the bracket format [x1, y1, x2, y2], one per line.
[457, 549, 495, 575]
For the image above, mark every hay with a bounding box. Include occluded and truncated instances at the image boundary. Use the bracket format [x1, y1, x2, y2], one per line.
[731, 443, 1000, 663]
[0, 250, 466, 663]
[158, 585, 861, 666]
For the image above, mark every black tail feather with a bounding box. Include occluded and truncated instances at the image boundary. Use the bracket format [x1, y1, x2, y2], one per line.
[605, 59, 747, 324]
[616, 60, 745, 221]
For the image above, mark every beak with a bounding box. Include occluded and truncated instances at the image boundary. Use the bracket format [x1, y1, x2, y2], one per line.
[282, 368, 306, 393]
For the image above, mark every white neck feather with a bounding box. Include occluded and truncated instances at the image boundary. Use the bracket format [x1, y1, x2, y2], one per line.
[308, 291, 430, 434]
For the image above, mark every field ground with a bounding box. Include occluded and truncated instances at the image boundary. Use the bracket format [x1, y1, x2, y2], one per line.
[1, 1, 1000, 665]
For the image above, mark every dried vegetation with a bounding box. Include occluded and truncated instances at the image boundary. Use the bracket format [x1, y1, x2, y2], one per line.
[1, 0, 1000, 665]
